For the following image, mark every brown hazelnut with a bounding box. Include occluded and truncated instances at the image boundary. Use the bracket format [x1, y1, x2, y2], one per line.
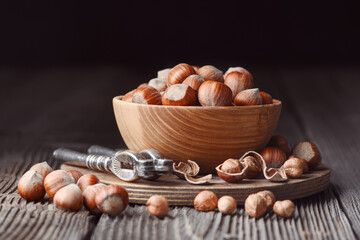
[197, 81, 232, 106]
[273, 200, 295, 218]
[291, 141, 322, 169]
[157, 68, 172, 79]
[182, 74, 205, 92]
[260, 91, 273, 104]
[77, 174, 99, 192]
[196, 65, 224, 82]
[18, 170, 45, 201]
[218, 196, 237, 214]
[44, 170, 75, 200]
[244, 193, 267, 218]
[95, 185, 129, 215]
[132, 86, 162, 105]
[234, 88, 262, 106]
[267, 135, 291, 156]
[221, 158, 242, 173]
[122, 89, 136, 102]
[148, 78, 167, 92]
[224, 67, 254, 98]
[83, 183, 107, 213]
[29, 162, 53, 178]
[53, 183, 83, 211]
[260, 147, 287, 168]
[256, 190, 276, 211]
[289, 155, 309, 173]
[162, 84, 197, 106]
[146, 195, 169, 217]
[67, 170, 83, 183]
[194, 190, 218, 211]
[167, 63, 195, 86]
[281, 158, 303, 178]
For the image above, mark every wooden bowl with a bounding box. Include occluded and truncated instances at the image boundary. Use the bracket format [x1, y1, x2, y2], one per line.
[113, 96, 282, 173]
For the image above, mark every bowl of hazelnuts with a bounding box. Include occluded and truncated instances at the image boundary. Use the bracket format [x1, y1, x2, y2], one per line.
[113, 63, 281, 173]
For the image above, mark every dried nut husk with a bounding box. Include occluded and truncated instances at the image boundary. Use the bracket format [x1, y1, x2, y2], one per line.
[240, 156, 262, 178]
[173, 160, 212, 185]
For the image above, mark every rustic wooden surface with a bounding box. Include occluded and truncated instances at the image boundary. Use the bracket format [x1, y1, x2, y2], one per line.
[0, 65, 359, 239]
[61, 163, 330, 206]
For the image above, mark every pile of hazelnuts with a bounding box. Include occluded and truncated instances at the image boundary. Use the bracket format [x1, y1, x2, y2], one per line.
[122, 63, 273, 106]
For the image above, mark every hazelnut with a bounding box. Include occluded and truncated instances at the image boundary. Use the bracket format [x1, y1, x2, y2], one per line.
[167, 63, 195, 86]
[182, 75, 205, 92]
[162, 84, 197, 106]
[122, 89, 135, 102]
[273, 200, 295, 218]
[260, 147, 287, 168]
[132, 86, 162, 105]
[95, 185, 129, 215]
[137, 83, 148, 88]
[224, 68, 254, 98]
[241, 156, 262, 178]
[197, 81, 232, 106]
[224, 67, 253, 79]
[17, 170, 45, 201]
[44, 170, 75, 200]
[217, 196, 237, 214]
[148, 78, 167, 92]
[194, 190, 218, 211]
[196, 65, 224, 82]
[281, 158, 303, 178]
[289, 155, 309, 173]
[77, 174, 99, 192]
[157, 68, 172, 79]
[267, 135, 291, 156]
[291, 141, 322, 169]
[146, 195, 169, 217]
[53, 183, 83, 211]
[256, 190, 276, 211]
[221, 158, 242, 173]
[67, 170, 83, 183]
[260, 91, 273, 104]
[29, 161, 53, 178]
[83, 183, 106, 213]
[234, 88, 262, 106]
[244, 193, 267, 218]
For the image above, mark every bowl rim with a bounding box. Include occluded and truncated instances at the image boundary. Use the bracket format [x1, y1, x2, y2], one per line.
[113, 95, 281, 109]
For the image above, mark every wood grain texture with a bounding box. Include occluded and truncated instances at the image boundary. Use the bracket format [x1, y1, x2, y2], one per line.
[113, 97, 282, 173]
[61, 163, 330, 206]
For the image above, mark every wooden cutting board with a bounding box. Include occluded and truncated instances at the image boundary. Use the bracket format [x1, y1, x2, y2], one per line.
[61, 163, 330, 206]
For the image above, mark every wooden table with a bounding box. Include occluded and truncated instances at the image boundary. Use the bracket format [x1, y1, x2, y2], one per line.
[0, 65, 359, 239]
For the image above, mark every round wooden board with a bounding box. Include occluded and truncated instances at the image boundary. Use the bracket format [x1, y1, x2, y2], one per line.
[61, 163, 330, 206]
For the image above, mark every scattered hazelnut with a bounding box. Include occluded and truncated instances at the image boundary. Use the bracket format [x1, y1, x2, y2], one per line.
[291, 141, 322, 169]
[77, 174, 99, 192]
[148, 78, 167, 92]
[167, 63, 195, 86]
[194, 190, 218, 211]
[17, 170, 45, 201]
[273, 200, 295, 218]
[162, 84, 197, 106]
[244, 193, 267, 218]
[197, 81, 232, 106]
[289, 155, 309, 173]
[221, 158, 242, 173]
[241, 156, 262, 178]
[132, 86, 162, 105]
[29, 161, 53, 178]
[44, 170, 75, 200]
[122, 89, 136, 102]
[267, 135, 291, 156]
[182, 74, 205, 92]
[83, 183, 107, 213]
[256, 190, 276, 211]
[260, 147, 287, 168]
[157, 68, 172, 79]
[196, 65, 224, 82]
[218, 196, 237, 214]
[95, 185, 129, 215]
[146, 195, 169, 217]
[224, 68, 254, 98]
[260, 91, 273, 104]
[67, 170, 83, 183]
[281, 158, 303, 178]
[234, 88, 262, 106]
[53, 183, 83, 211]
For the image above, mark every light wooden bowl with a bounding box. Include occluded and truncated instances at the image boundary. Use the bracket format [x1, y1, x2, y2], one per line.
[113, 96, 282, 173]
